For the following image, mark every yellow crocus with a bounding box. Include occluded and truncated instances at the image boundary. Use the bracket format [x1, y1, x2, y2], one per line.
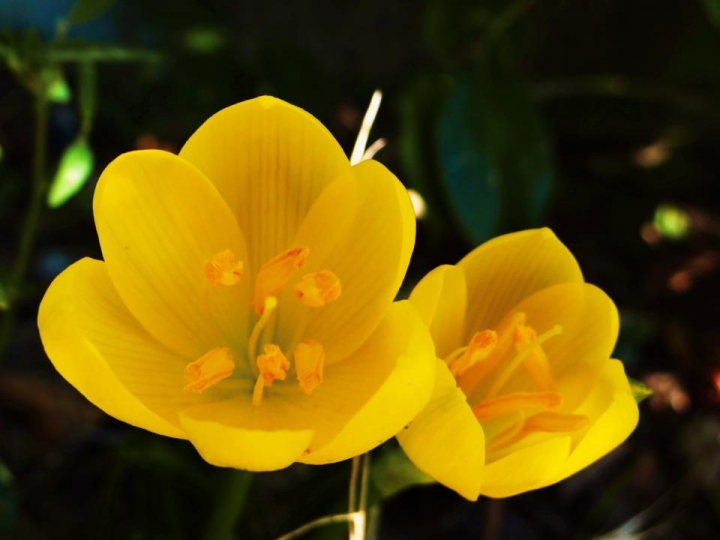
[38, 96, 436, 471]
[397, 228, 639, 500]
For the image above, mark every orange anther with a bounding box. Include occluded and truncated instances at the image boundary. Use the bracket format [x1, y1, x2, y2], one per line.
[472, 391, 562, 420]
[294, 270, 342, 308]
[294, 339, 325, 394]
[253, 246, 309, 314]
[204, 249, 244, 287]
[514, 324, 556, 392]
[183, 347, 235, 393]
[448, 330, 498, 376]
[252, 344, 291, 406]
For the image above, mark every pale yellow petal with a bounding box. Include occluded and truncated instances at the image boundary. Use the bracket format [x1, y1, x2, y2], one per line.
[480, 436, 572, 498]
[296, 301, 436, 464]
[178, 398, 315, 471]
[397, 359, 484, 501]
[459, 228, 583, 339]
[556, 359, 639, 480]
[93, 150, 251, 361]
[408, 264, 467, 359]
[38, 258, 192, 438]
[179, 96, 351, 272]
[279, 160, 416, 363]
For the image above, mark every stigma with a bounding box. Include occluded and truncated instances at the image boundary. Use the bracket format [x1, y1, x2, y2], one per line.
[252, 344, 290, 406]
[183, 347, 235, 393]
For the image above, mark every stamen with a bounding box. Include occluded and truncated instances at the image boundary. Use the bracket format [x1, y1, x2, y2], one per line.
[294, 270, 342, 307]
[183, 347, 235, 393]
[485, 324, 563, 399]
[253, 246, 309, 314]
[448, 330, 498, 376]
[247, 296, 278, 367]
[252, 344, 290, 406]
[472, 391, 562, 420]
[514, 325, 556, 392]
[294, 338, 325, 394]
[488, 411, 589, 451]
[204, 249, 244, 287]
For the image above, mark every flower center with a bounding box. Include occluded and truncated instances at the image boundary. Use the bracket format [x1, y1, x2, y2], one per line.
[184, 246, 341, 405]
[445, 313, 589, 453]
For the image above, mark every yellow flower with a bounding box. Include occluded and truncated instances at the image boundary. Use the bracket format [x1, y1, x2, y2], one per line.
[38, 96, 436, 471]
[397, 228, 639, 500]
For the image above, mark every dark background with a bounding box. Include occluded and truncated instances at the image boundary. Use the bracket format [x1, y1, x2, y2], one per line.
[1, 0, 719, 538]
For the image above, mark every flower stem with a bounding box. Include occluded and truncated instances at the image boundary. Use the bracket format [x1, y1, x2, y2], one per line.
[0, 92, 49, 365]
[202, 470, 253, 540]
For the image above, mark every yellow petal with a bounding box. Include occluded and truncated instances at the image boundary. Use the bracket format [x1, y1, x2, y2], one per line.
[93, 150, 251, 360]
[279, 160, 416, 363]
[556, 359, 639, 481]
[38, 258, 197, 439]
[458, 228, 583, 339]
[296, 301, 436, 464]
[408, 264, 467, 359]
[467, 283, 619, 410]
[397, 359, 485, 501]
[179, 96, 351, 273]
[480, 436, 572, 498]
[178, 398, 315, 471]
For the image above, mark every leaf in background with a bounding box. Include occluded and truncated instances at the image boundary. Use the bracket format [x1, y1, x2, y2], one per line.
[47, 138, 94, 208]
[629, 377, 653, 403]
[46, 69, 71, 103]
[47, 42, 160, 63]
[68, 0, 118, 26]
[437, 50, 554, 244]
[370, 446, 434, 501]
[0, 279, 7, 310]
[78, 61, 97, 135]
[0, 461, 17, 537]
[700, 0, 720, 28]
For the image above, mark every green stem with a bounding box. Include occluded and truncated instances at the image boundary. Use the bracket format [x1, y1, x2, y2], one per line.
[202, 470, 253, 540]
[0, 92, 49, 364]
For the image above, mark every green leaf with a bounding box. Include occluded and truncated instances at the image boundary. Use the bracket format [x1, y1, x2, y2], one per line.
[371, 446, 434, 500]
[701, 0, 720, 28]
[47, 138, 94, 208]
[47, 42, 160, 63]
[437, 50, 554, 244]
[0, 461, 17, 537]
[67, 0, 118, 26]
[0, 279, 8, 311]
[78, 62, 97, 135]
[46, 69, 71, 103]
[629, 377, 653, 404]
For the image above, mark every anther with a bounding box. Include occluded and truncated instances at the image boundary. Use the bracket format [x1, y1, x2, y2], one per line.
[294, 339, 325, 394]
[294, 270, 342, 308]
[204, 249, 244, 287]
[183, 347, 235, 393]
[448, 330, 498, 376]
[514, 325, 556, 392]
[252, 344, 290, 406]
[472, 391, 562, 420]
[253, 246, 309, 314]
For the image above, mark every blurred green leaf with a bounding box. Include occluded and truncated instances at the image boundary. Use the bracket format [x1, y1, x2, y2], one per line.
[67, 0, 118, 26]
[46, 69, 71, 103]
[0, 280, 8, 311]
[437, 50, 554, 244]
[0, 461, 17, 537]
[78, 62, 97, 135]
[47, 42, 160, 63]
[629, 377, 653, 403]
[653, 203, 690, 240]
[47, 138, 94, 208]
[371, 446, 434, 501]
[700, 0, 720, 28]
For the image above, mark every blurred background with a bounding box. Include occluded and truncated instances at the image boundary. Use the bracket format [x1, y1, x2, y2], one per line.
[1, 0, 720, 538]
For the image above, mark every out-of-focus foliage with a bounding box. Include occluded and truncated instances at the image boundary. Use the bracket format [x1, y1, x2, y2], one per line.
[1, 0, 720, 538]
